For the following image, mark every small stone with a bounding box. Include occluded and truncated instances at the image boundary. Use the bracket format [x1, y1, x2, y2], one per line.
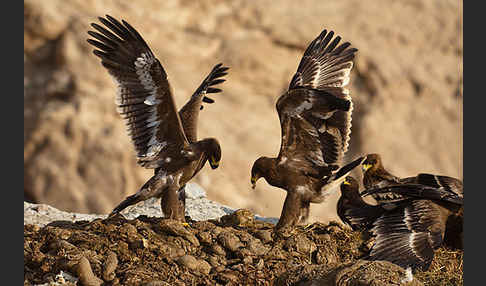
[197, 231, 212, 244]
[177, 255, 199, 271]
[231, 264, 244, 271]
[255, 259, 264, 270]
[245, 238, 269, 256]
[198, 259, 211, 275]
[254, 229, 273, 243]
[220, 209, 255, 227]
[159, 220, 200, 246]
[49, 239, 77, 252]
[208, 255, 220, 267]
[176, 255, 211, 275]
[284, 234, 317, 255]
[76, 257, 103, 286]
[242, 256, 252, 264]
[218, 231, 243, 252]
[211, 244, 226, 256]
[219, 270, 239, 283]
[103, 251, 118, 281]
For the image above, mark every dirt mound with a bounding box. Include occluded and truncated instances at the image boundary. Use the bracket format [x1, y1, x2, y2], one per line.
[24, 210, 462, 285]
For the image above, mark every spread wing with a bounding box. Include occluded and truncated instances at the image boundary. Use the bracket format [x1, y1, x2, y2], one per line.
[368, 200, 444, 271]
[178, 63, 229, 143]
[414, 174, 464, 198]
[361, 184, 464, 206]
[276, 29, 357, 177]
[288, 29, 357, 157]
[87, 15, 189, 168]
[276, 89, 351, 176]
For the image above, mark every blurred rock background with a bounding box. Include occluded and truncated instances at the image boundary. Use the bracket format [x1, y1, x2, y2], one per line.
[24, 0, 462, 223]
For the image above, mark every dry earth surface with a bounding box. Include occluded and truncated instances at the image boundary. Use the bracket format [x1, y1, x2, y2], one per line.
[24, 205, 462, 286]
[24, 0, 462, 224]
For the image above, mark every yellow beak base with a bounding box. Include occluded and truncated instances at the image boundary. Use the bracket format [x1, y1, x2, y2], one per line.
[251, 175, 259, 190]
[362, 164, 372, 172]
[210, 157, 220, 169]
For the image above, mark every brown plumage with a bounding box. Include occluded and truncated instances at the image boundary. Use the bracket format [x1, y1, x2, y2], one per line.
[339, 177, 456, 271]
[337, 176, 382, 231]
[362, 153, 464, 205]
[361, 153, 464, 250]
[341, 155, 463, 271]
[250, 29, 360, 229]
[357, 182, 463, 271]
[87, 15, 228, 221]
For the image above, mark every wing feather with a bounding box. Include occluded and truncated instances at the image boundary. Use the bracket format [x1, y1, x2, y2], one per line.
[88, 15, 188, 168]
[361, 184, 464, 206]
[368, 200, 443, 271]
[289, 29, 357, 91]
[178, 63, 229, 142]
[276, 29, 356, 176]
[276, 87, 352, 176]
[415, 174, 464, 198]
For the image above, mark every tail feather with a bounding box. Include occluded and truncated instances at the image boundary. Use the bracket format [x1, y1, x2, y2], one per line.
[333, 156, 365, 180]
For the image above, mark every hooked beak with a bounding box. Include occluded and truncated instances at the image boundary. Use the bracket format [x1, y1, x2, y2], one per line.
[251, 174, 259, 190]
[210, 156, 220, 169]
[362, 163, 372, 172]
[343, 178, 351, 186]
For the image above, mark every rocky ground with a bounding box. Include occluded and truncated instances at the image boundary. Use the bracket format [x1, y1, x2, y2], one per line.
[24, 0, 463, 223]
[24, 192, 463, 286]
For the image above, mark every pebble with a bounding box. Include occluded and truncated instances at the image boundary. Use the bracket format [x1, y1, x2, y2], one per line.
[102, 251, 118, 281]
[76, 256, 103, 286]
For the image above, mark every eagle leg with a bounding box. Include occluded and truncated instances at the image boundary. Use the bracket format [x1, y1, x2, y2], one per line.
[161, 184, 186, 222]
[276, 191, 304, 229]
[109, 193, 144, 217]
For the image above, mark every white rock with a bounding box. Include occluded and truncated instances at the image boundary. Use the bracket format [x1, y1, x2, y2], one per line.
[24, 183, 278, 227]
[185, 183, 207, 199]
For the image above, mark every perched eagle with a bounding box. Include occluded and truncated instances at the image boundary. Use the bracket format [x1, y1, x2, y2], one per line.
[87, 15, 228, 221]
[250, 29, 362, 229]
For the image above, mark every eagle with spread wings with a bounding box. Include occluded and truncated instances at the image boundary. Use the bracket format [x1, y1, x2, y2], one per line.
[250, 29, 363, 229]
[87, 15, 228, 221]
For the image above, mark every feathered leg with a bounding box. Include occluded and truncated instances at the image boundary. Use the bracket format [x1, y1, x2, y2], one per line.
[161, 184, 186, 222]
[276, 191, 303, 229]
[109, 175, 160, 216]
[298, 201, 311, 225]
